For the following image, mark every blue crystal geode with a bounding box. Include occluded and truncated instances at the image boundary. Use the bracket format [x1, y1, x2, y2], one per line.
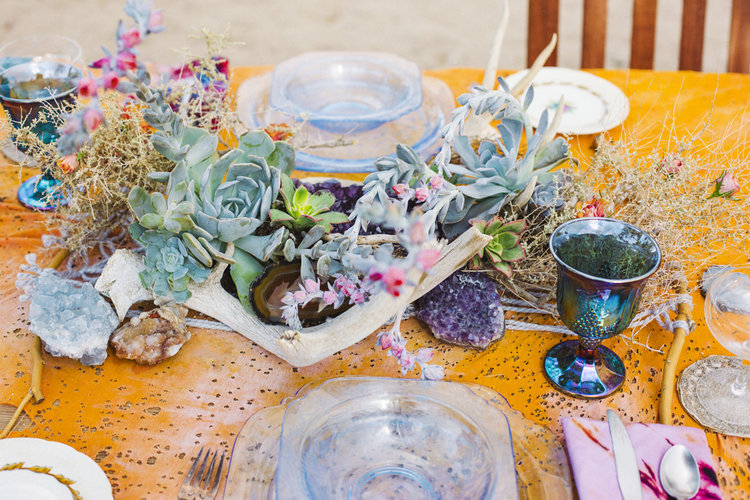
[416, 270, 505, 349]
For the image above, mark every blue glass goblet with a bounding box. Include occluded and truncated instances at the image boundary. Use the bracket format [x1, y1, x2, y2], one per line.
[0, 61, 81, 210]
[544, 217, 661, 398]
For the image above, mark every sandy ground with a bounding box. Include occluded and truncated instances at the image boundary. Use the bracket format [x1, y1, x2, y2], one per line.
[0, 0, 735, 74]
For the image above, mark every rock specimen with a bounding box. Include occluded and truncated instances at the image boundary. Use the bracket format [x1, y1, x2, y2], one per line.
[416, 270, 505, 349]
[110, 304, 190, 365]
[29, 271, 120, 365]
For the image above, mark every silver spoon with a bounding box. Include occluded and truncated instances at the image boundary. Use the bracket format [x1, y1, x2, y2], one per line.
[659, 444, 701, 499]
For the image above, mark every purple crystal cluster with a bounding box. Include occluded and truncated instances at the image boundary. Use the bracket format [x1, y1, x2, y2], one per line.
[416, 271, 505, 349]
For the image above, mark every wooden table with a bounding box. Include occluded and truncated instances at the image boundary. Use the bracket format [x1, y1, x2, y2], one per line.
[0, 67, 748, 499]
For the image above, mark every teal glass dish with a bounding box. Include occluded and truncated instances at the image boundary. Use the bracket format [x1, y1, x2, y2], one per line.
[544, 217, 661, 398]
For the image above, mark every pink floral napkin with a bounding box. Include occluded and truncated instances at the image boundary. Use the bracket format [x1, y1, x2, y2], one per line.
[562, 417, 722, 500]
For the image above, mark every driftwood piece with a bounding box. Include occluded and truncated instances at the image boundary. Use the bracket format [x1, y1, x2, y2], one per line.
[96, 227, 491, 367]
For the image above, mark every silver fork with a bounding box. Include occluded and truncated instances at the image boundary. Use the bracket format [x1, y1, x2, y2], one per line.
[178, 446, 226, 500]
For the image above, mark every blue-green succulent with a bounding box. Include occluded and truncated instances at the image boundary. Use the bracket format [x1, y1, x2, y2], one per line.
[433, 80, 572, 238]
[130, 224, 211, 303]
[128, 126, 295, 308]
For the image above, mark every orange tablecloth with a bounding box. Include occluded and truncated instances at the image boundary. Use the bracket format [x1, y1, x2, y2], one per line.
[0, 68, 748, 499]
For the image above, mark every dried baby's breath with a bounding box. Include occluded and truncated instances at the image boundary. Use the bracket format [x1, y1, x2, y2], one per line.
[47, 92, 173, 256]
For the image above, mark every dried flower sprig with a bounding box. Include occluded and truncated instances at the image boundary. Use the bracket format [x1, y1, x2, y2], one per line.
[280, 274, 367, 331]
[376, 309, 445, 380]
[57, 0, 164, 156]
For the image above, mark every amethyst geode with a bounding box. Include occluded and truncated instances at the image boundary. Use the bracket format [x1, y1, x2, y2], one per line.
[416, 270, 505, 349]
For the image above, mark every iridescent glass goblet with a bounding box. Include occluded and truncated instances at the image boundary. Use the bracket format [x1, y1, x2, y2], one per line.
[544, 217, 661, 398]
[0, 61, 81, 210]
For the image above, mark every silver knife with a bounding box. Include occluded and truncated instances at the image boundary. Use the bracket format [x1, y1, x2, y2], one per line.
[607, 410, 643, 500]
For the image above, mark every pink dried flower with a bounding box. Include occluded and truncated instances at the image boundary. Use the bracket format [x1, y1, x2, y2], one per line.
[350, 289, 365, 304]
[148, 10, 164, 31]
[101, 72, 120, 90]
[56, 154, 79, 174]
[430, 175, 444, 190]
[421, 363, 445, 381]
[77, 77, 98, 98]
[116, 51, 138, 71]
[292, 290, 307, 303]
[378, 331, 394, 350]
[120, 27, 142, 49]
[409, 219, 425, 245]
[659, 154, 683, 175]
[415, 348, 434, 364]
[389, 339, 406, 358]
[708, 170, 740, 199]
[399, 350, 417, 374]
[579, 198, 605, 218]
[383, 267, 406, 297]
[83, 108, 104, 132]
[89, 57, 111, 69]
[322, 290, 337, 305]
[414, 186, 429, 202]
[416, 248, 441, 271]
[367, 269, 383, 282]
[392, 184, 410, 198]
[304, 279, 320, 294]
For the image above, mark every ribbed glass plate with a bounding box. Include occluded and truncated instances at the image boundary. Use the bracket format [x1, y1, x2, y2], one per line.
[223, 378, 572, 500]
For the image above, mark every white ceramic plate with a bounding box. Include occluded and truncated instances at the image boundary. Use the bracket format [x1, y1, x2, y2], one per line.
[503, 67, 629, 135]
[0, 438, 113, 500]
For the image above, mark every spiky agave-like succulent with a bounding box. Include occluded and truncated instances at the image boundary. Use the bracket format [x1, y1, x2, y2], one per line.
[469, 217, 526, 277]
[433, 81, 571, 238]
[442, 113, 569, 236]
[269, 174, 349, 233]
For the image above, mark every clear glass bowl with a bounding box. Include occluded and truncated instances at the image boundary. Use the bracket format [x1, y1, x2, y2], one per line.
[269, 51, 423, 134]
[274, 377, 518, 500]
[237, 73, 452, 173]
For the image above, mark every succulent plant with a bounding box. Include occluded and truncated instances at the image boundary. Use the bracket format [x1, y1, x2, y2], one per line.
[130, 224, 211, 302]
[428, 80, 572, 238]
[128, 128, 295, 309]
[469, 217, 526, 277]
[270, 174, 349, 233]
[348, 145, 463, 237]
[441, 111, 569, 237]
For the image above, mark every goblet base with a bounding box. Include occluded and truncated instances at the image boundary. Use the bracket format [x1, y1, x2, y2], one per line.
[18, 174, 62, 211]
[543, 340, 625, 399]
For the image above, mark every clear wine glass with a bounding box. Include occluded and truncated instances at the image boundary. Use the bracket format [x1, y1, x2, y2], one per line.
[698, 267, 750, 426]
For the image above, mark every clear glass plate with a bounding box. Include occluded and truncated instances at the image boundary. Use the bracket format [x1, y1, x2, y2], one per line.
[224, 378, 573, 500]
[236, 74, 454, 173]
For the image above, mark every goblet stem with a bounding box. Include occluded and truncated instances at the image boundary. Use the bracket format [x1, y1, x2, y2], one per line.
[578, 336, 602, 354]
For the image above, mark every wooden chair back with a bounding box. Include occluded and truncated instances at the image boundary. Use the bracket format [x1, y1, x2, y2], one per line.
[527, 0, 750, 73]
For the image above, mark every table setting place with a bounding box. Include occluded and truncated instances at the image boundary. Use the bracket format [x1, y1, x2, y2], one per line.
[0, 1, 747, 499]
